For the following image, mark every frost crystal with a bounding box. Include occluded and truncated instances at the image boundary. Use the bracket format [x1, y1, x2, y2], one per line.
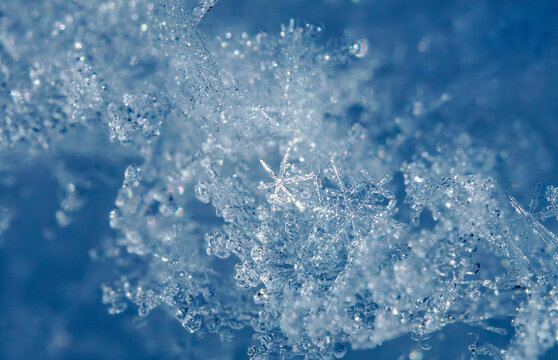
[1, 0, 558, 359]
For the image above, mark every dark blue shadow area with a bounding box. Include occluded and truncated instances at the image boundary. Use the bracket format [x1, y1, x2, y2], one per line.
[0, 147, 251, 359]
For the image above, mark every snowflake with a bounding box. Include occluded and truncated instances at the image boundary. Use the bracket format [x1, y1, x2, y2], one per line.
[258, 148, 314, 211]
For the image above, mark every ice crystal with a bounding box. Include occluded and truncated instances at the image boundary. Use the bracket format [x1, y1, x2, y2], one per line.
[1, 0, 558, 359]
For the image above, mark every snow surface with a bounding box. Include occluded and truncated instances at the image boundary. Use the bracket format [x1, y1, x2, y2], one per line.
[1, 1, 558, 359]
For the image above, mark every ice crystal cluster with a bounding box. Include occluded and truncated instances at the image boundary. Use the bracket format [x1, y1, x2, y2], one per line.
[1, 0, 558, 359]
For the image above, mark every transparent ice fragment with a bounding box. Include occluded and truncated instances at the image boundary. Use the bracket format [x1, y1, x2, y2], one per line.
[205, 231, 230, 259]
[175, 308, 202, 334]
[101, 284, 128, 315]
[507, 185, 558, 246]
